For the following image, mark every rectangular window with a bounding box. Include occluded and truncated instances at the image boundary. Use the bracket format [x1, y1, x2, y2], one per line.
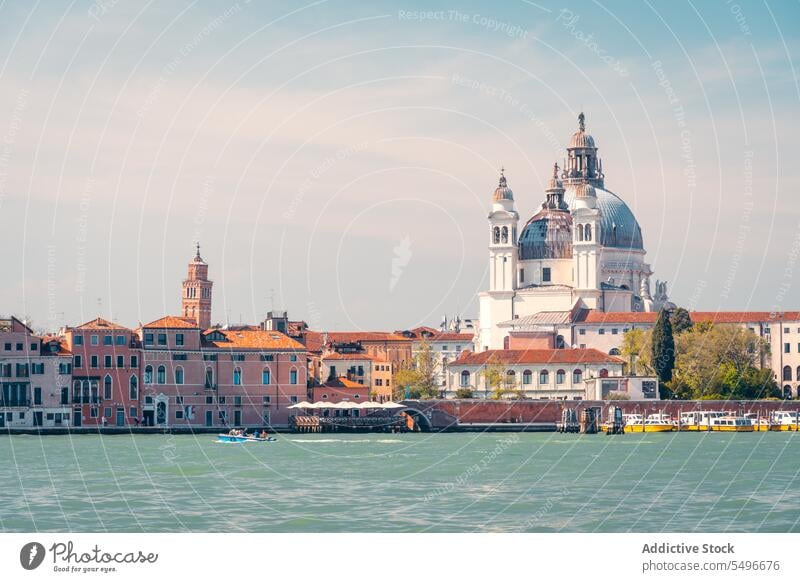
[579, 329, 586, 335]
[172, 354, 187, 361]
[59, 363, 72, 374]
[144, 333, 154, 346]
[131, 355, 138, 368]
[117, 355, 124, 368]
[16, 363, 29, 377]
[262, 396, 271, 405]
[261, 354, 274, 361]
[104, 407, 112, 418]
[74, 335, 83, 346]
[519, 268, 524, 283]
[785, 343, 791, 354]
[599, 328, 605, 335]
[290, 354, 298, 362]
[231, 354, 245, 361]
[91, 335, 99, 346]
[34, 387, 42, 405]
[290, 370, 298, 385]
[31, 343, 38, 351]
[157, 334, 167, 346]
[91, 355, 98, 368]
[16, 343, 23, 350]
[579, 343, 586, 349]
[130, 407, 138, 419]
[74, 355, 82, 368]
[784, 327, 790, 334]
[3, 343, 10, 350]
[116, 335, 126, 345]
[104, 355, 112, 368]
[176, 396, 184, 404]
[175, 333, 184, 346]
[234, 396, 242, 406]
[175, 409, 184, 419]
[290, 395, 298, 403]
[611, 328, 618, 335]
[90, 407, 99, 418]
[103, 335, 113, 346]
[203, 354, 218, 361]
[31, 363, 45, 374]
[218, 396, 226, 405]
[542, 267, 551, 282]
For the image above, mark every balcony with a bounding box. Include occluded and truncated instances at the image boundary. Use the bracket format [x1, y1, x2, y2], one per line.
[204, 383, 217, 391]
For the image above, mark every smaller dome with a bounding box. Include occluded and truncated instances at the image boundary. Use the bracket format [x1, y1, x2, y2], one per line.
[546, 162, 563, 191]
[574, 183, 596, 199]
[493, 171, 514, 202]
[569, 131, 596, 149]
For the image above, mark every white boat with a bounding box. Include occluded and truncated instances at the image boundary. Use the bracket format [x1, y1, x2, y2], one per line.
[217, 433, 277, 443]
[770, 411, 800, 431]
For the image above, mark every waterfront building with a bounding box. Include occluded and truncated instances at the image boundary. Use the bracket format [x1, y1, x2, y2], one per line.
[397, 326, 474, 392]
[324, 332, 412, 368]
[476, 113, 675, 352]
[63, 318, 141, 427]
[448, 348, 627, 400]
[139, 316, 307, 428]
[310, 376, 370, 403]
[0, 317, 72, 428]
[320, 351, 393, 401]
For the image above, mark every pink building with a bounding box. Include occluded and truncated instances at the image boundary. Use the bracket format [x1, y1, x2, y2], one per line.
[0, 317, 73, 428]
[139, 317, 307, 428]
[64, 318, 142, 427]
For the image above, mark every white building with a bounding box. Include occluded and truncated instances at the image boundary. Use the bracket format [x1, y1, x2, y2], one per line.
[447, 348, 626, 400]
[476, 113, 674, 352]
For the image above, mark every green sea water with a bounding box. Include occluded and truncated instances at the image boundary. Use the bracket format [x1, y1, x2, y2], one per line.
[1, 432, 798, 532]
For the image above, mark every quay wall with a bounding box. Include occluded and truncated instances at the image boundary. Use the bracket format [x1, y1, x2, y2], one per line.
[415, 399, 800, 429]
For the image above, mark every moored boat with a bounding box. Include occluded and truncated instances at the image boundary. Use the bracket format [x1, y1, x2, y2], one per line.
[743, 412, 770, 431]
[709, 416, 754, 432]
[678, 411, 725, 431]
[624, 413, 674, 433]
[217, 433, 277, 443]
[769, 411, 800, 431]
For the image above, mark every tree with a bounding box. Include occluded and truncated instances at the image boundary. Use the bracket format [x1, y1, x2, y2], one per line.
[668, 324, 777, 400]
[482, 356, 506, 398]
[455, 387, 474, 399]
[670, 307, 693, 334]
[651, 309, 675, 396]
[392, 339, 439, 399]
[620, 328, 654, 376]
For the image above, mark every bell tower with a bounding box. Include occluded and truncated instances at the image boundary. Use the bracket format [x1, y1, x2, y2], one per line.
[488, 169, 519, 292]
[182, 243, 213, 329]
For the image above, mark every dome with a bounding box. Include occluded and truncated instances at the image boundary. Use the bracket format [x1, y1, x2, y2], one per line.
[569, 130, 596, 149]
[493, 172, 514, 202]
[574, 182, 596, 199]
[518, 208, 573, 260]
[564, 186, 644, 250]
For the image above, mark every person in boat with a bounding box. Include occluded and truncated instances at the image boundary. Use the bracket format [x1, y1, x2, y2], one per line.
[260, 430, 268, 439]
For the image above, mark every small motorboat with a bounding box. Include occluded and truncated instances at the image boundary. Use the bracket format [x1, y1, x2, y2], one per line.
[217, 433, 277, 443]
[769, 411, 800, 431]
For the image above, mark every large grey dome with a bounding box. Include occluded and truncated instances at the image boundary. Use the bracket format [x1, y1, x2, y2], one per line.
[564, 186, 644, 250]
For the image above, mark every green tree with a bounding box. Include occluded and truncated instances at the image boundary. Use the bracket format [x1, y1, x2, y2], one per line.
[392, 339, 440, 399]
[670, 307, 693, 334]
[620, 328, 654, 375]
[455, 387, 474, 399]
[651, 309, 675, 397]
[482, 356, 506, 398]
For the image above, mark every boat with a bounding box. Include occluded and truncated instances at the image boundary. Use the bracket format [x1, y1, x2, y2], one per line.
[624, 413, 674, 433]
[743, 412, 770, 432]
[769, 411, 800, 431]
[217, 433, 278, 443]
[709, 416, 754, 432]
[678, 411, 726, 431]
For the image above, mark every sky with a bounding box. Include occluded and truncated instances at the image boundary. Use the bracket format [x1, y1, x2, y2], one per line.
[0, 0, 799, 333]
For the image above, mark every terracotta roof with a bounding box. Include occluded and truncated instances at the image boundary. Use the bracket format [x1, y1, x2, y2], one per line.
[451, 348, 624, 367]
[301, 331, 324, 353]
[74, 317, 132, 331]
[322, 376, 365, 389]
[576, 310, 800, 325]
[326, 332, 409, 343]
[201, 329, 305, 350]
[143, 316, 199, 329]
[689, 311, 800, 324]
[41, 335, 71, 355]
[321, 352, 384, 362]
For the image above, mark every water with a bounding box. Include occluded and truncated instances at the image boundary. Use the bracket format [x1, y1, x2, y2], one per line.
[1, 432, 798, 532]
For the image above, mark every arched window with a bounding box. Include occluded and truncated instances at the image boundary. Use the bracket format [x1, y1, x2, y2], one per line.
[783, 385, 792, 399]
[522, 370, 532, 385]
[289, 367, 298, 385]
[262, 368, 271, 385]
[501, 226, 509, 243]
[174, 366, 184, 385]
[144, 365, 153, 384]
[460, 370, 470, 387]
[783, 365, 792, 381]
[233, 367, 242, 386]
[539, 370, 549, 385]
[204, 367, 214, 389]
[577, 224, 584, 242]
[505, 370, 516, 386]
[493, 227, 500, 243]
[585, 224, 592, 241]
[797, 366, 800, 381]
[573, 369, 583, 384]
[599, 368, 609, 378]
[103, 375, 112, 399]
[157, 365, 166, 385]
[609, 348, 621, 356]
[556, 335, 566, 349]
[556, 369, 566, 385]
[129, 375, 138, 400]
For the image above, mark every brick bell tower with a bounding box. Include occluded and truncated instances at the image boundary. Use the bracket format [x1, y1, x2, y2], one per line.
[182, 243, 213, 329]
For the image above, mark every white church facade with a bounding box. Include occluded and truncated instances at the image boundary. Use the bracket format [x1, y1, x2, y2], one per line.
[476, 113, 674, 352]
